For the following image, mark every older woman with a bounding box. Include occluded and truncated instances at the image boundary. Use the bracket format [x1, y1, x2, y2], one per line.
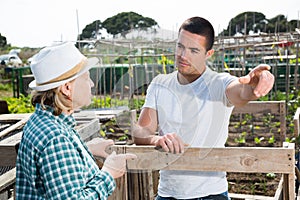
[16, 42, 136, 199]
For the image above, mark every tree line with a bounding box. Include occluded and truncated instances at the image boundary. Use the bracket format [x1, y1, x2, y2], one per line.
[0, 11, 299, 49]
[220, 11, 299, 36]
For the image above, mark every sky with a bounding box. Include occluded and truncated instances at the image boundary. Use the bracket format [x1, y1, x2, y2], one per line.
[1, 0, 299, 48]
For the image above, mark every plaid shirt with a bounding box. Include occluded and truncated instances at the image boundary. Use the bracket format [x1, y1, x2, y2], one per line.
[16, 104, 115, 200]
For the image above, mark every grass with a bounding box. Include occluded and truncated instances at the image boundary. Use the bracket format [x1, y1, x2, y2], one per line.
[0, 83, 13, 99]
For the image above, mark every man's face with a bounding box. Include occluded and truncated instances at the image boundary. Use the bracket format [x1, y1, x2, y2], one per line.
[72, 71, 94, 109]
[175, 29, 212, 77]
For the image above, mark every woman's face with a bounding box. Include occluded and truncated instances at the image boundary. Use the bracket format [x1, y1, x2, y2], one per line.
[71, 71, 94, 109]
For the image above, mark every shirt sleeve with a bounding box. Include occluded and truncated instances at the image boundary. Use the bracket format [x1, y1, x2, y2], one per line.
[37, 135, 115, 200]
[218, 72, 238, 107]
[143, 76, 160, 110]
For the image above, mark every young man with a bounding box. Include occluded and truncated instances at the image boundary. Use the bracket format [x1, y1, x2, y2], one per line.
[133, 17, 274, 200]
[16, 42, 136, 199]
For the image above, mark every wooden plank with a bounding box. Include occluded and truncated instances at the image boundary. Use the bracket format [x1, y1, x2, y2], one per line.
[229, 193, 275, 200]
[0, 118, 100, 167]
[76, 118, 100, 142]
[0, 131, 22, 146]
[279, 101, 287, 142]
[109, 144, 295, 199]
[0, 113, 31, 122]
[108, 145, 294, 173]
[0, 116, 30, 138]
[0, 146, 18, 166]
[274, 176, 284, 200]
[232, 101, 285, 114]
[287, 143, 296, 200]
[293, 107, 300, 136]
[130, 110, 137, 136]
[0, 131, 22, 166]
[73, 110, 97, 121]
[108, 146, 127, 200]
[0, 190, 8, 200]
[0, 168, 16, 191]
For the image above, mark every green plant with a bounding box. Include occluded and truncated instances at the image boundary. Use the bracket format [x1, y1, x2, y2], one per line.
[268, 135, 275, 144]
[118, 135, 128, 141]
[0, 83, 12, 91]
[254, 137, 264, 144]
[250, 183, 256, 194]
[234, 131, 247, 144]
[266, 172, 276, 179]
[262, 113, 274, 127]
[3, 94, 34, 113]
[260, 180, 267, 193]
[285, 137, 295, 143]
[99, 129, 106, 137]
[108, 128, 115, 133]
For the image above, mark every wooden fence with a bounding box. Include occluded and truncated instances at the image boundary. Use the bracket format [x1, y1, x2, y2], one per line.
[0, 100, 297, 200]
[106, 100, 295, 200]
[108, 143, 295, 200]
[232, 100, 286, 143]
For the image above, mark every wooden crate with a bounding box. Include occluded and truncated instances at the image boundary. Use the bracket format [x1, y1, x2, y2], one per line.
[109, 101, 292, 200]
[232, 100, 286, 143]
[108, 143, 295, 200]
[0, 111, 100, 200]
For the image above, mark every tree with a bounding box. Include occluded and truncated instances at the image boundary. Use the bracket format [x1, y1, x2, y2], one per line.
[288, 20, 299, 32]
[221, 12, 266, 36]
[102, 12, 158, 38]
[219, 12, 298, 36]
[0, 33, 7, 48]
[79, 20, 102, 40]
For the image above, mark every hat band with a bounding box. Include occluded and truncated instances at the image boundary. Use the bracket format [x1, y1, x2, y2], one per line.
[37, 59, 87, 86]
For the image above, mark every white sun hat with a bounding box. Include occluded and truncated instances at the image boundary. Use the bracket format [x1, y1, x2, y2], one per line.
[29, 42, 99, 91]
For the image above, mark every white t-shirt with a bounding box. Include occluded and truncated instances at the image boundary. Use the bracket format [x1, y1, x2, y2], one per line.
[143, 67, 237, 199]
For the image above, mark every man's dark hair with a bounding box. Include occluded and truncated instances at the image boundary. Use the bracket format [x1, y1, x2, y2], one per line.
[179, 17, 215, 51]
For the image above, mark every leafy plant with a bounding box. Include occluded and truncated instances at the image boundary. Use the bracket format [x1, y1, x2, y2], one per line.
[234, 131, 247, 144]
[0, 83, 12, 91]
[285, 137, 295, 143]
[108, 128, 115, 133]
[3, 94, 34, 113]
[99, 129, 106, 137]
[268, 135, 275, 144]
[118, 135, 128, 141]
[254, 137, 264, 144]
[250, 183, 256, 194]
[266, 172, 276, 179]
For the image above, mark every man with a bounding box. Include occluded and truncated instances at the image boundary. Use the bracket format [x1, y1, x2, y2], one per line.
[133, 17, 274, 200]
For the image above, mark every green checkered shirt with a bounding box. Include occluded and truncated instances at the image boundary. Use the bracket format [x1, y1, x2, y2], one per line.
[16, 104, 115, 199]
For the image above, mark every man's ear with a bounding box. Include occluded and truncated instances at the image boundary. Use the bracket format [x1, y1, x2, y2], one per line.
[206, 49, 214, 58]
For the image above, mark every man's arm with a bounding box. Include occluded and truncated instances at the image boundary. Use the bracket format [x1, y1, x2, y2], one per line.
[132, 107, 159, 145]
[133, 107, 185, 154]
[226, 64, 275, 107]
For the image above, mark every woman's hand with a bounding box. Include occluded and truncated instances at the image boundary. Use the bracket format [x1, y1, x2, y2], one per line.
[102, 151, 137, 178]
[87, 137, 114, 158]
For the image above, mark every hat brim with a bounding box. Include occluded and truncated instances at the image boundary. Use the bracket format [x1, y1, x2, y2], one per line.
[29, 57, 99, 91]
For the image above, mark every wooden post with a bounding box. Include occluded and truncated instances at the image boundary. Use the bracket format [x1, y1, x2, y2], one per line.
[108, 145, 127, 200]
[293, 107, 300, 137]
[282, 142, 296, 200]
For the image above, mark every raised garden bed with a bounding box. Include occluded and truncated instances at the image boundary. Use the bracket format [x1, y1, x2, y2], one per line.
[104, 101, 297, 199]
